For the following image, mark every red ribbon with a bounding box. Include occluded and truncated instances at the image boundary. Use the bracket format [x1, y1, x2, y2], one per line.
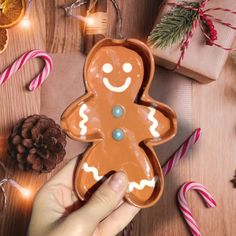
[168, 0, 236, 69]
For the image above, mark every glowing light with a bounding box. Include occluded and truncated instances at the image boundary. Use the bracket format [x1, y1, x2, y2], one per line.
[8, 179, 31, 198]
[20, 17, 31, 28]
[0, 161, 31, 210]
[86, 17, 95, 26]
[21, 188, 31, 198]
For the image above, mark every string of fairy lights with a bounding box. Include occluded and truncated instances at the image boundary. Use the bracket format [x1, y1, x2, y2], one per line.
[62, 0, 123, 37]
[19, 0, 32, 28]
[19, 0, 99, 30]
[20, 0, 123, 38]
[0, 161, 30, 212]
[19, 0, 105, 32]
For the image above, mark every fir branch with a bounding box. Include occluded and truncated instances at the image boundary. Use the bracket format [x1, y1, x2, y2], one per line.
[148, 2, 200, 48]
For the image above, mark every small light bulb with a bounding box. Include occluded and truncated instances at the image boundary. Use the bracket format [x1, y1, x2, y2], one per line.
[20, 17, 31, 28]
[8, 179, 31, 198]
[21, 188, 30, 198]
[86, 17, 95, 26]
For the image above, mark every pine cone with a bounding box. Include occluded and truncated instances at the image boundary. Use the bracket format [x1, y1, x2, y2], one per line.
[8, 115, 67, 173]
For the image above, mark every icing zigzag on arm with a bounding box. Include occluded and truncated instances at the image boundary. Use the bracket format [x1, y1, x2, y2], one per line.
[148, 107, 160, 138]
[128, 177, 158, 192]
[79, 104, 88, 135]
[82, 163, 103, 181]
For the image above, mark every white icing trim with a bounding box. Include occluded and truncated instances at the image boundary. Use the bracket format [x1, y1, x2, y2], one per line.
[82, 163, 157, 192]
[82, 163, 103, 181]
[148, 107, 160, 138]
[128, 176, 158, 192]
[79, 104, 88, 136]
[103, 77, 131, 93]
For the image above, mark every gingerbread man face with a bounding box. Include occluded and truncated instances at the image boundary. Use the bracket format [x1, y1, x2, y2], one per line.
[86, 46, 144, 100]
[61, 39, 177, 208]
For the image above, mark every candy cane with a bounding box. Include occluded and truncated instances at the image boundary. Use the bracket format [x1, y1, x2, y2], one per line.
[178, 182, 216, 236]
[0, 49, 52, 91]
[162, 128, 201, 177]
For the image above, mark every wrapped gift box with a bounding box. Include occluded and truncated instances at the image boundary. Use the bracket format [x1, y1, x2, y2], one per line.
[149, 0, 236, 83]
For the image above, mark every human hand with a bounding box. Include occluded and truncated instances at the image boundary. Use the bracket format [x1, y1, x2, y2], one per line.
[28, 157, 140, 236]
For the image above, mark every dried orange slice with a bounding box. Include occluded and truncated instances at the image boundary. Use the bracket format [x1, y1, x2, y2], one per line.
[0, 0, 26, 28]
[0, 28, 8, 54]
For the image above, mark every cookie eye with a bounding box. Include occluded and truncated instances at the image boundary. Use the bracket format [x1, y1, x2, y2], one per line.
[123, 63, 132, 73]
[102, 63, 113, 73]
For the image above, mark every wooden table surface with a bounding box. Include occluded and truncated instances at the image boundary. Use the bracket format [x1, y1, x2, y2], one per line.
[0, 0, 235, 235]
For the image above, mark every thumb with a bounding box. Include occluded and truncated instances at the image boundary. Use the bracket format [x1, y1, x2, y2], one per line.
[65, 172, 128, 234]
[83, 172, 128, 222]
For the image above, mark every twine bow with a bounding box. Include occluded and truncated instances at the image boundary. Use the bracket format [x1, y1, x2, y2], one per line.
[168, 0, 236, 69]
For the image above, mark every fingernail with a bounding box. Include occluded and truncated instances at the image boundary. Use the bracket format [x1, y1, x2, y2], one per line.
[108, 172, 127, 192]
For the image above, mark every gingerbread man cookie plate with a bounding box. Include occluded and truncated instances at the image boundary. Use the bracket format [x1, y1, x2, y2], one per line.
[61, 38, 177, 208]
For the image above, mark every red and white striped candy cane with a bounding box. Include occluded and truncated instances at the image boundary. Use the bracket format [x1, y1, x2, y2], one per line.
[178, 182, 216, 236]
[162, 128, 201, 177]
[0, 49, 52, 91]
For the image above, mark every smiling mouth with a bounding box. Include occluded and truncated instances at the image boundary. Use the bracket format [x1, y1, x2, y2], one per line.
[102, 77, 131, 93]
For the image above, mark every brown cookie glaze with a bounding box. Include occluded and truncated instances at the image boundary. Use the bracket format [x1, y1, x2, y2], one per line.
[61, 38, 177, 208]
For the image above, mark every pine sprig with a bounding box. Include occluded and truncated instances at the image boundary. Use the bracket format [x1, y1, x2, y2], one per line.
[148, 2, 200, 48]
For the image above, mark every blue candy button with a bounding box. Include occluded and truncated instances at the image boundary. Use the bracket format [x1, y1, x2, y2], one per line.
[112, 105, 124, 118]
[112, 128, 124, 141]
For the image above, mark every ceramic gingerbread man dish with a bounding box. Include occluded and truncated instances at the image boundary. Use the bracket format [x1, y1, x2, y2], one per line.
[61, 38, 177, 208]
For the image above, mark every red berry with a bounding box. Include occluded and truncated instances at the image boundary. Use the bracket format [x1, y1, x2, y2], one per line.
[198, 9, 203, 15]
[206, 40, 213, 46]
[208, 24, 215, 30]
[210, 35, 217, 40]
[210, 29, 217, 36]
[206, 19, 213, 25]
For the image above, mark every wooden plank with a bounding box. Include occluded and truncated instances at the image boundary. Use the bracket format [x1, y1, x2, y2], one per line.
[82, 0, 107, 54]
[1, 0, 235, 235]
[0, 1, 46, 235]
[46, 0, 85, 53]
[114, 1, 236, 235]
[191, 58, 236, 235]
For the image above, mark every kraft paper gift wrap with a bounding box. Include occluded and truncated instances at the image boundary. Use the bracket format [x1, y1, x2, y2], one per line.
[150, 0, 236, 83]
